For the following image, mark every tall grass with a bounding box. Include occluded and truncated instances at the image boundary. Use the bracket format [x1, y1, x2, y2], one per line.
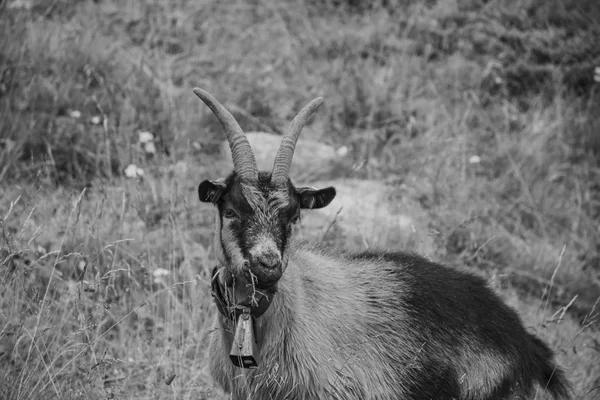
[1, 0, 599, 398]
[0, 172, 219, 399]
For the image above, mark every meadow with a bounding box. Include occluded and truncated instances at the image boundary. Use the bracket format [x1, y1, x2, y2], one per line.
[1, 0, 599, 399]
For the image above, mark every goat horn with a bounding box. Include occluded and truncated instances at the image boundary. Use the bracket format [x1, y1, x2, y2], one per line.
[193, 88, 258, 181]
[272, 97, 324, 185]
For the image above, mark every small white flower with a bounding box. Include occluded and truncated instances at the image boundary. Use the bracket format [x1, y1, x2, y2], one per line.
[124, 164, 136, 177]
[90, 115, 102, 125]
[143, 141, 156, 154]
[69, 110, 81, 119]
[468, 155, 482, 164]
[138, 131, 154, 144]
[153, 268, 169, 278]
[336, 146, 349, 157]
[192, 141, 202, 150]
[594, 66, 600, 83]
[124, 164, 144, 178]
[494, 76, 503, 84]
[8, 0, 33, 10]
[153, 268, 170, 283]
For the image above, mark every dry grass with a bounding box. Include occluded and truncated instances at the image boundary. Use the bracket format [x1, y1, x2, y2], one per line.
[1, 0, 599, 398]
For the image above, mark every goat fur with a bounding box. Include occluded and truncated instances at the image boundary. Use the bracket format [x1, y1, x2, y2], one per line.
[193, 88, 571, 400]
[208, 247, 570, 400]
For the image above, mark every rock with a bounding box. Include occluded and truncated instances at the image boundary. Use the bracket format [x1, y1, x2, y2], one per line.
[219, 136, 432, 253]
[298, 179, 435, 255]
[220, 132, 339, 179]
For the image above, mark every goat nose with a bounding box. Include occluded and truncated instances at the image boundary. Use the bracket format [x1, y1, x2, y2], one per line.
[257, 254, 281, 270]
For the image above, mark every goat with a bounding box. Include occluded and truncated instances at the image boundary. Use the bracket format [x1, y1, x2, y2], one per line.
[193, 87, 571, 400]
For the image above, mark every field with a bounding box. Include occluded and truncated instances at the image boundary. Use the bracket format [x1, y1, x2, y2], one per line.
[1, 0, 599, 399]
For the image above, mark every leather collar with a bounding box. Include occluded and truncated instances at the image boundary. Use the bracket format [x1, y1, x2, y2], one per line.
[211, 266, 274, 320]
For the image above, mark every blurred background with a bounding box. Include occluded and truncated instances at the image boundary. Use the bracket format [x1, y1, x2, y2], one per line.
[0, 0, 599, 399]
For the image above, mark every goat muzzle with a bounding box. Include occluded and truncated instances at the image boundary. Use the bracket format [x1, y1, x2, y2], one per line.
[249, 263, 283, 289]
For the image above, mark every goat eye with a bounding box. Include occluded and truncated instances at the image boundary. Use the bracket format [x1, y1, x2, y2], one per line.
[223, 209, 238, 219]
[289, 214, 300, 225]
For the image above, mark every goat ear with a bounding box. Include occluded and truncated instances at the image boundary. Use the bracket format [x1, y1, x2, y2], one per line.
[297, 186, 336, 209]
[198, 179, 227, 203]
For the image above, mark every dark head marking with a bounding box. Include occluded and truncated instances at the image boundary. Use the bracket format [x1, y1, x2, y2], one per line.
[195, 88, 336, 289]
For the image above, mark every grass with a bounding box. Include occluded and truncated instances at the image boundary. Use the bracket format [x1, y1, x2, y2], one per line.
[1, 0, 599, 398]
